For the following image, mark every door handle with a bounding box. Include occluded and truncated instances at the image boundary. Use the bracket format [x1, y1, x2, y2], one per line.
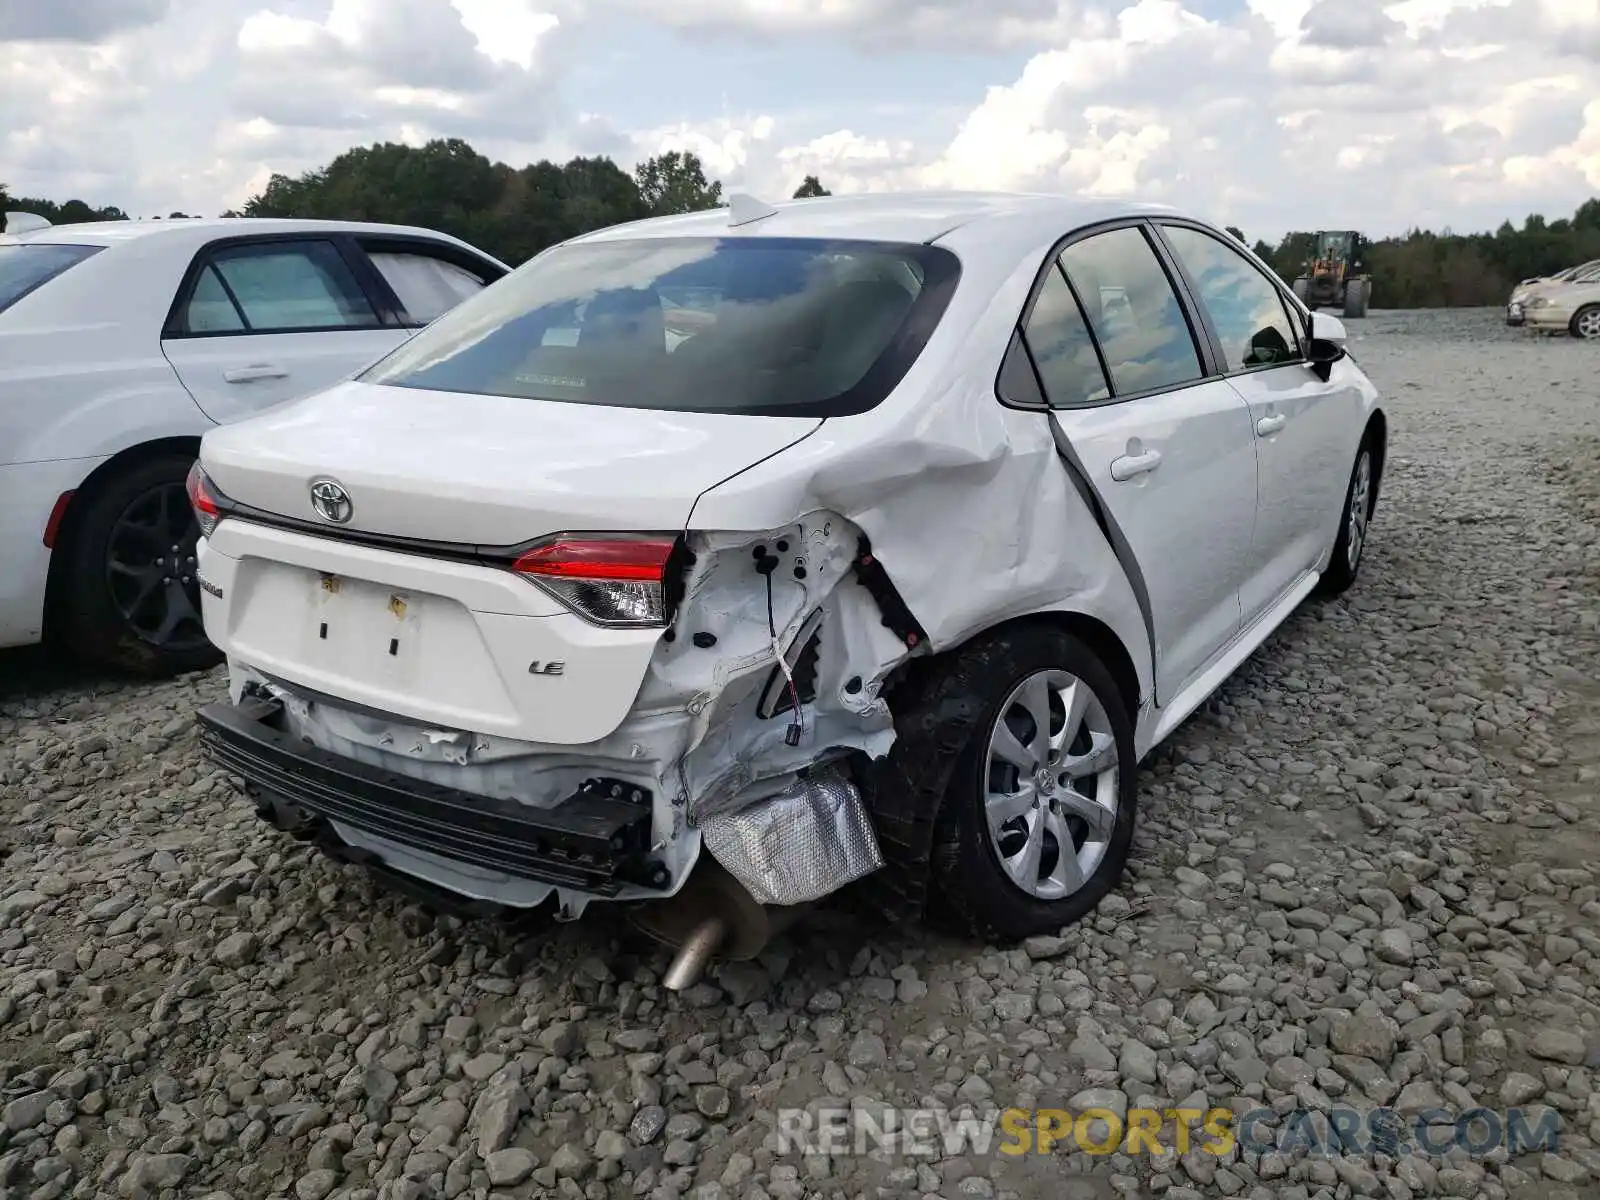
[223, 364, 289, 383]
[1110, 449, 1162, 481]
[1256, 414, 1287, 436]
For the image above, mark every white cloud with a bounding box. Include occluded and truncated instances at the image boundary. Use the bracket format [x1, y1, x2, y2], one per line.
[449, 0, 560, 70]
[0, 0, 1595, 239]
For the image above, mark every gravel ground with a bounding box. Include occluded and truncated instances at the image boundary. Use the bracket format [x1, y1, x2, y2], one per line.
[2, 307, 1598, 1200]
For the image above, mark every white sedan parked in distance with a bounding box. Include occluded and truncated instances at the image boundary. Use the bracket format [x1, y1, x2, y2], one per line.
[1517, 260, 1600, 339]
[1505, 259, 1600, 326]
[190, 191, 1387, 965]
[0, 214, 508, 675]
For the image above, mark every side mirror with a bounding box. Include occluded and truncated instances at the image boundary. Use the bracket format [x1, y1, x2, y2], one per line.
[1309, 310, 1347, 348]
[1306, 310, 1347, 380]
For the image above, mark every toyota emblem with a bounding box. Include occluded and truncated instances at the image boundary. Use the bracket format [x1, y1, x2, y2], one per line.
[309, 478, 353, 524]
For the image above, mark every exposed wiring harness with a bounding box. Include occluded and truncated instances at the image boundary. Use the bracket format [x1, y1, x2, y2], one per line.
[760, 554, 804, 746]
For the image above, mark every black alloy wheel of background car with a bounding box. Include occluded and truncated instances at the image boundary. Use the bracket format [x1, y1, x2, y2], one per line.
[51, 452, 223, 677]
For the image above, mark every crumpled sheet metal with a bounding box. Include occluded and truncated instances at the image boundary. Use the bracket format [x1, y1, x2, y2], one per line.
[699, 764, 884, 906]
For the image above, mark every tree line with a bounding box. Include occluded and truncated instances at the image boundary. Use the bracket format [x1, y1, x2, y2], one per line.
[6, 138, 1597, 307]
[1243, 206, 1600, 308]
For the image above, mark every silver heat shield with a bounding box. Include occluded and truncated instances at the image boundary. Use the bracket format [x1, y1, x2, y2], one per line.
[698, 764, 884, 907]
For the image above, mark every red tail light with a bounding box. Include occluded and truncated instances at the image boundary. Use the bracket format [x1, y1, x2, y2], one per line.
[186, 462, 221, 538]
[512, 535, 677, 627]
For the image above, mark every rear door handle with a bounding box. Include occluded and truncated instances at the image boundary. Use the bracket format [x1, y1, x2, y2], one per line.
[1256, 414, 1287, 436]
[223, 364, 289, 383]
[1110, 450, 1162, 481]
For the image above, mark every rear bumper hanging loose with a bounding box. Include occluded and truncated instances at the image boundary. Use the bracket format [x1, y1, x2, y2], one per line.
[196, 697, 659, 895]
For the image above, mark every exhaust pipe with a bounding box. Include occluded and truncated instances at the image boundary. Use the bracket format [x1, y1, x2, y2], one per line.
[662, 915, 729, 991]
[633, 858, 812, 992]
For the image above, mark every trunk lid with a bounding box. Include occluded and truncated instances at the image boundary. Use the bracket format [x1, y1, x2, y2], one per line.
[200, 379, 823, 545]
[197, 380, 821, 745]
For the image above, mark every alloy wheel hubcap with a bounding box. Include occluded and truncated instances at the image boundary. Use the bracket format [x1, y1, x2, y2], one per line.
[1347, 451, 1371, 572]
[983, 668, 1120, 901]
[106, 481, 208, 650]
[1578, 310, 1600, 340]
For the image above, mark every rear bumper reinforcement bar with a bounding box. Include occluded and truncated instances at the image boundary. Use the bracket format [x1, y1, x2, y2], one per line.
[196, 697, 655, 896]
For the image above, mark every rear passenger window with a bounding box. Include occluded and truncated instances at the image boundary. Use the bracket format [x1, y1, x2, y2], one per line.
[1059, 227, 1203, 396]
[1021, 264, 1110, 407]
[998, 330, 1047, 408]
[1161, 225, 1301, 370]
[186, 266, 246, 332]
[368, 251, 488, 325]
[183, 240, 379, 334]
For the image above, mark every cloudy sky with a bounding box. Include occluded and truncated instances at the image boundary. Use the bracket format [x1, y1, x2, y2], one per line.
[2, 0, 1596, 241]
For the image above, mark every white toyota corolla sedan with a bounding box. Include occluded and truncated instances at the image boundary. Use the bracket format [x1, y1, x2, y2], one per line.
[0, 214, 507, 675]
[190, 191, 1386, 980]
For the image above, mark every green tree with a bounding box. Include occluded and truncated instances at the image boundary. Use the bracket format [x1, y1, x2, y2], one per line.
[0, 193, 126, 225]
[45, 132, 1579, 304]
[561, 156, 649, 233]
[634, 151, 723, 217]
[238, 140, 664, 266]
[1224, 225, 1245, 244]
[1269, 231, 1319, 279]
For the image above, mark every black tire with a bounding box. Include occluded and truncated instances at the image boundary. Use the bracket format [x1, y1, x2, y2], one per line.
[1343, 278, 1369, 319]
[52, 452, 222, 678]
[1570, 304, 1600, 341]
[893, 624, 1138, 941]
[1316, 435, 1375, 597]
[1292, 278, 1311, 304]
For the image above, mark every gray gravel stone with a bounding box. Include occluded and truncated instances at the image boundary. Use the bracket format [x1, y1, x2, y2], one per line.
[484, 1148, 537, 1187]
[118, 1153, 192, 1195]
[1119, 1040, 1158, 1084]
[1330, 1013, 1397, 1064]
[1501, 1072, 1545, 1105]
[468, 1079, 527, 1154]
[630, 1105, 668, 1144]
[294, 1169, 338, 1200]
[1, 1091, 55, 1132]
[1375, 928, 1414, 964]
[213, 931, 258, 967]
[1529, 1028, 1587, 1065]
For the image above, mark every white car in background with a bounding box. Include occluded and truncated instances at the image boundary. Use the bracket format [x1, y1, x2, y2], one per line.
[0, 214, 508, 675]
[1517, 260, 1600, 339]
[190, 191, 1387, 979]
[1506, 259, 1600, 327]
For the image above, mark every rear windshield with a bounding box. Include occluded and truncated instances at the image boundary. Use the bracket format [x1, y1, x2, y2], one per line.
[360, 236, 961, 417]
[0, 244, 102, 314]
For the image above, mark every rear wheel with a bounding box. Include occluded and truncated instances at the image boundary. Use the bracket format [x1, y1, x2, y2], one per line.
[1571, 304, 1600, 340]
[1343, 278, 1369, 318]
[1292, 278, 1311, 305]
[910, 626, 1138, 940]
[1317, 437, 1374, 596]
[52, 453, 222, 677]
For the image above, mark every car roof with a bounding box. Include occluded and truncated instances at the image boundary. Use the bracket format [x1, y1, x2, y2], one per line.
[565, 190, 1190, 248]
[0, 216, 485, 249]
